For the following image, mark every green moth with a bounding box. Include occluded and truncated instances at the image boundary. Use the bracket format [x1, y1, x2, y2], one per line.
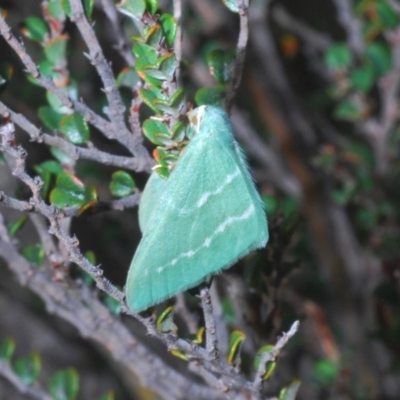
[126, 106, 268, 313]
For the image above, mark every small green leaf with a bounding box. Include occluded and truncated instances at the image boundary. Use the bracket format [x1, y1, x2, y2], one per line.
[35, 60, 63, 86]
[99, 390, 115, 400]
[51, 147, 75, 167]
[262, 195, 279, 215]
[19, 17, 48, 42]
[152, 100, 177, 115]
[282, 197, 299, 217]
[133, 42, 161, 86]
[85, 250, 96, 265]
[38, 106, 63, 131]
[45, 85, 78, 114]
[153, 165, 170, 179]
[145, 0, 158, 14]
[279, 379, 301, 400]
[46, 90, 70, 114]
[35, 160, 63, 198]
[44, 35, 68, 64]
[143, 24, 163, 46]
[222, 0, 239, 13]
[84, 0, 94, 18]
[375, 1, 399, 29]
[50, 172, 97, 208]
[102, 294, 121, 315]
[142, 118, 171, 145]
[157, 306, 177, 333]
[116, 67, 140, 88]
[59, 113, 90, 144]
[350, 66, 375, 92]
[344, 142, 374, 167]
[195, 86, 226, 107]
[49, 368, 79, 400]
[365, 42, 392, 76]
[140, 88, 163, 114]
[153, 147, 179, 166]
[169, 87, 184, 110]
[159, 52, 177, 80]
[61, 0, 72, 17]
[227, 330, 246, 365]
[332, 182, 356, 205]
[159, 14, 177, 47]
[109, 171, 136, 197]
[170, 349, 189, 361]
[171, 120, 185, 141]
[325, 43, 352, 69]
[333, 100, 362, 121]
[21, 244, 45, 267]
[356, 207, 376, 229]
[48, 0, 66, 20]
[14, 352, 41, 385]
[133, 42, 158, 70]
[254, 344, 277, 380]
[143, 67, 168, 81]
[7, 216, 28, 236]
[312, 359, 339, 386]
[0, 62, 14, 93]
[0, 338, 15, 361]
[206, 49, 236, 84]
[189, 327, 205, 345]
[117, 0, 146, 19]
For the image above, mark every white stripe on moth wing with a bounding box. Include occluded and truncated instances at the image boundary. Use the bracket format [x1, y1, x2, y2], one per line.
[196, 166, 241, 208]
[155, 204, 255, 274]
[215, 204, 255, 233]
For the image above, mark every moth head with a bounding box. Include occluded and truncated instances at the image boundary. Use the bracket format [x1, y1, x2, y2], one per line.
[187, 105, 206, 136]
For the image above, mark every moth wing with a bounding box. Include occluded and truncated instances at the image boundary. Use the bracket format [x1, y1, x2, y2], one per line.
[138, 172, 168, 233]
[126, 133, 268, 312]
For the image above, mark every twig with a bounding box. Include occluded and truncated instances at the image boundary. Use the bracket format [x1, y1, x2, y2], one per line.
[387, 0, 400, 13]
[0, 17, 105, 141]
[0, 191, 33, 212]
[272, 5, 332, 52]
[359, 27, 400, 173]
[0, 216, 219, 400]
[173, 0, 183, 83]
[175, 293, 199, 334]
[0, 13, 150, 163]
[136, 309, 255, 398]
[209, 282, 230, 357]
[200, 286, 219, 359]
[0, 360, 52, 400]
[0, 190, 141, 216]
[225, 0, 249, 113]
[231, 107, 301, 198]
[1, 121, 277, 398]
[223, 273, 259, 354]
[0, 99, 153, 172]
[252, 321, 300, 395]
[188, 362, 229, 394]
[0, 121, 123, 300]
[332, 0, 364, 55]
[69, 0, 130, 143]
[272, 6, 334, 82]
[29, 213, 66, 270]
[98, 0, 136, 67]
[249, 1, 316, 148]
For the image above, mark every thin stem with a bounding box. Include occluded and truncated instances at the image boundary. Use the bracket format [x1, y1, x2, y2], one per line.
[173, 0, 183, 83]
[225, 0, 249, 113]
